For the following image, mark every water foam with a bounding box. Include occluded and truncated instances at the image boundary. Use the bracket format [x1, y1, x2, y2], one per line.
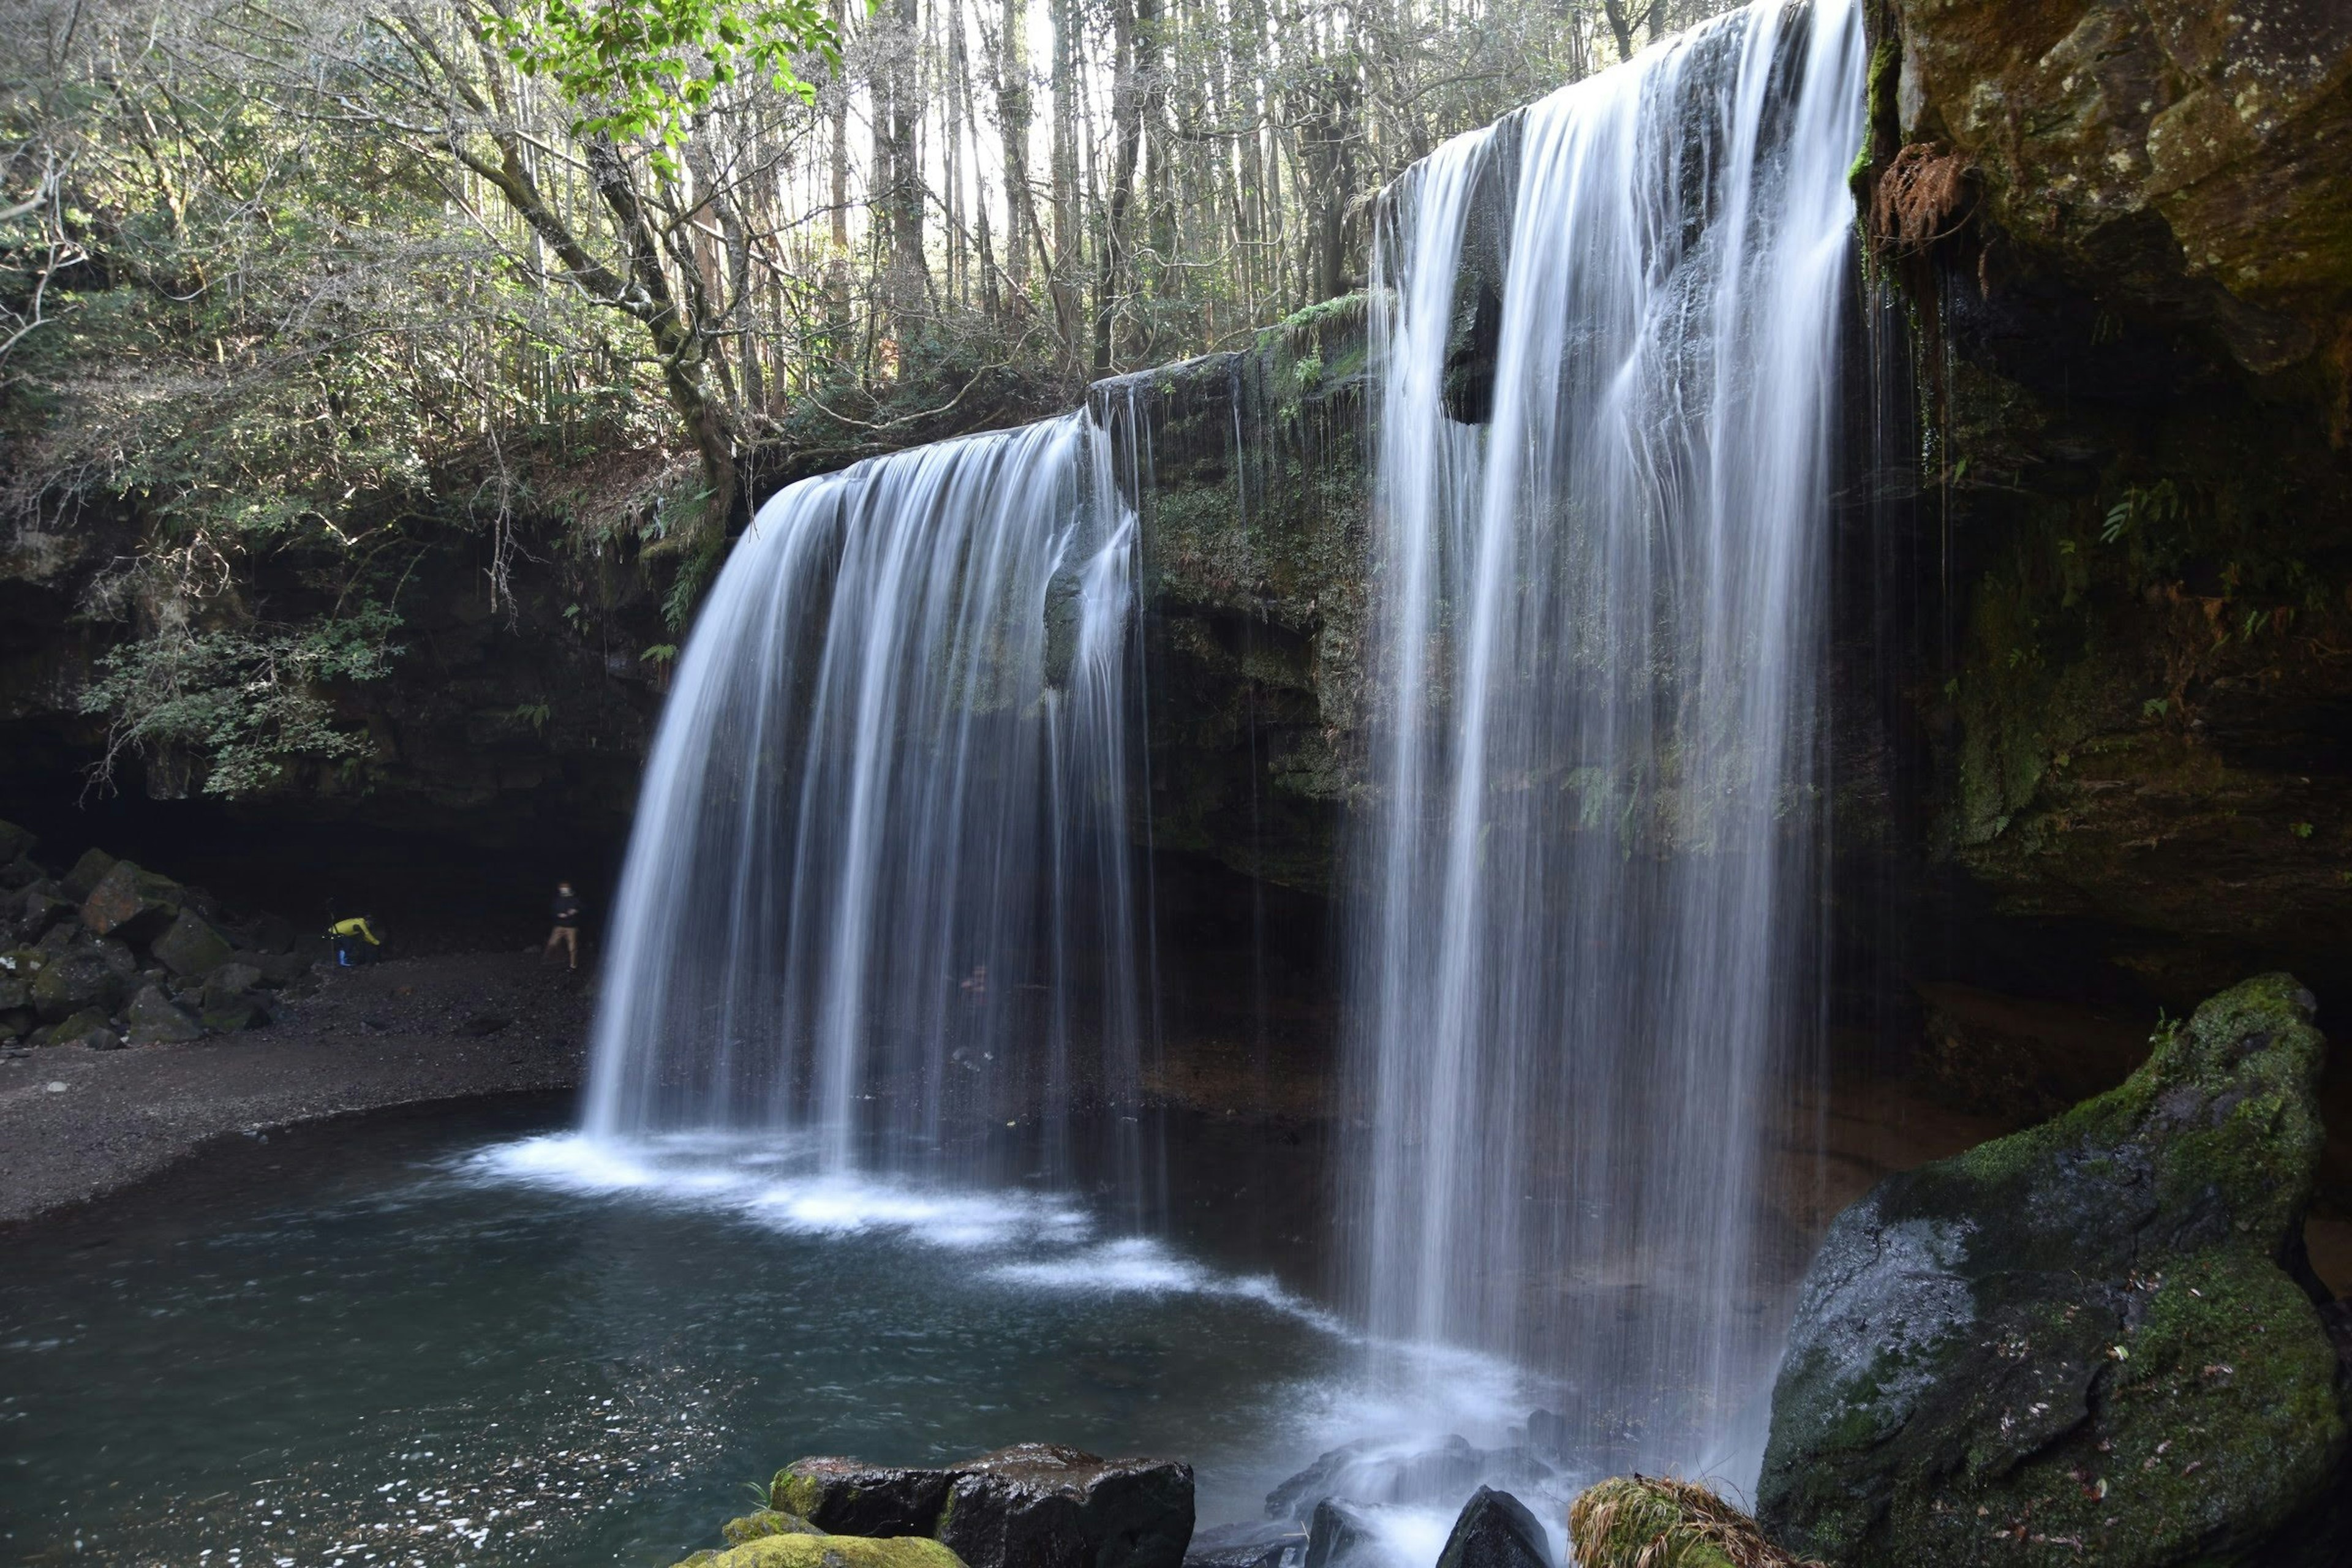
[467, 1135, 1338, 1325]
[467, 1133, 1087, 1251]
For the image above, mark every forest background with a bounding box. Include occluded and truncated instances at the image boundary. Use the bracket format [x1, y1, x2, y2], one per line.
[0, 0, 1726, 792]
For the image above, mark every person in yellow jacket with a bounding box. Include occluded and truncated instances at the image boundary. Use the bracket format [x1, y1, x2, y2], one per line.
[330, 914, 382, 968]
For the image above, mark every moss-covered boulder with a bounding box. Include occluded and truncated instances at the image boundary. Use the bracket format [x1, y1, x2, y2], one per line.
[1757, 973, 2350, 1566]
[673, 1531, 967, 1568]
[1567, 1477, 1817, 1568]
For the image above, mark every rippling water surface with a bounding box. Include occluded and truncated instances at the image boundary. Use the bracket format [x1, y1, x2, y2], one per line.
[0, 1097, 1532, 1567]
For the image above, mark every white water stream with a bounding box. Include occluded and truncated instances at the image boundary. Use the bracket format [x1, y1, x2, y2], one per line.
[582, 414, 1148, 1197]
[1349, 0, 1866, 1480]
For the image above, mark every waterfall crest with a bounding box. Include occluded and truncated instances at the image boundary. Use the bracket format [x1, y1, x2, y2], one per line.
[583, 413, 1147, 1193]
[1350, 0, 1866, 1471]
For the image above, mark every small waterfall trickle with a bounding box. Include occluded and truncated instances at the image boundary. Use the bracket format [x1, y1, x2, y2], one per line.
[583, 412, 1148, 1196]
[1348, 0, 1866, 1477]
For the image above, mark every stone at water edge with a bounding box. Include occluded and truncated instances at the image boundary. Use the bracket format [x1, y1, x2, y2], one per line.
[772, 1457, 954, 1537]
[1266, 1435, 1554, 1523]
[674, 1532, 969, 1568]
[1756, 973, 2351, 1567]
[1302, 1498, 1375, 1568]
[772, 1444, 1194, 1568]
[1565, 1476, 1811, 1568]
[1436, 1487, 1550, 1568]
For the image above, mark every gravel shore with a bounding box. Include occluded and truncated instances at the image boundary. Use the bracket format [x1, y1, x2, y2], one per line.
[0, 949, 589, 1225]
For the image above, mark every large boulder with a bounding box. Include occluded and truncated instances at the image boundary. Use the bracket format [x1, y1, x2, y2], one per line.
[151, 907, 235, 978]
[1434, 1488, 1548, 1568]
[78, 859, 184, 944]
[59, 847, 115, 902]
[1302, 1500, 1374, 1568]
[126, 984, 203, 1045]
[0, 818, 34, 863]
[1758, 973, 2350, 1566]
[29, 948, 128, 1022]
[1566, 1477, 1807, 1568]
[772, 1446, 1194, 1568]
[39, 1008, 117, 1049]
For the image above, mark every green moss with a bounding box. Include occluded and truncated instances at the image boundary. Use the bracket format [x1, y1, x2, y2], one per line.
[676, 1534, 967, 1568]
[769, 1473, 826, 1520]
[725, 1510, 826, 1546]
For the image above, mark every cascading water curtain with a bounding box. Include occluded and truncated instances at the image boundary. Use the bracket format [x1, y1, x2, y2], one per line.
[1349, 0, 1864, 1471]
[582, 413, 1148, 1195]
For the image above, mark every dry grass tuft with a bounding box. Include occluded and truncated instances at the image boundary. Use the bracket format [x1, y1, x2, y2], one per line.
[1871, 142, 1974, 255]
[1566, 1476, 1829, 1568]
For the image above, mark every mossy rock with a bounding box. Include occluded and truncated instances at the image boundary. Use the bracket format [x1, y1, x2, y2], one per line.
[1758, 973, 2351, 1567]
[672, 1532, 966, 1568]
[725, 1510, 827, 1546]
[1567, 1476, 1819, 1568]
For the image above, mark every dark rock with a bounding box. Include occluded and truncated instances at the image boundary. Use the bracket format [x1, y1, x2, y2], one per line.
[78, 859, 184, 944]
[1268, 1437, 1550, 1525]
[151, 907, 235, 978]
[0, 818, 35, 862]
[1434, 1488, 1548, 1568]
[201, 997, 271, 1033]
[938, 1445, 1193, 1568]
[201, 963, 265, 1010]
[59, 848, 116, 902]
[18, 888, 74, 940]
[459, 1012, 511, 1036]
[126, 984, 203, 1045]
[1758, 974, 2349, 1567]
[771, 1458, 954, 1538]
[30, 948, 129, 1022]
[1302, 1500, 1375, 1568]
[239, 912, 298, 955]
[39, 1008, 115, 1049]
[234, 949, 312, 987]
[1184, 1520, 1303, 1568]
[773, 1446, 1194, 1568]
[34, 918, 80, 954]
[1521, 1411, 1570, 1463]
[0, 959, 26, 1012]
[0, 855, 39, 892]
[0, 1008, 31, 1041]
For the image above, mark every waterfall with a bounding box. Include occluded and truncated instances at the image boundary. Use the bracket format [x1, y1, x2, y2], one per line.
[582, 413, 1147, 1195]
[1349, 0, 1865, 1473]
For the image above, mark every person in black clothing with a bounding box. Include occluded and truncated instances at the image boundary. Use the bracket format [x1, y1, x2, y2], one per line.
[545, 881, 583, 970]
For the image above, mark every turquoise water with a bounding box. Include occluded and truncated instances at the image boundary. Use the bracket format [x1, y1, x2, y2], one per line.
[0, 1098, 1489, 1567]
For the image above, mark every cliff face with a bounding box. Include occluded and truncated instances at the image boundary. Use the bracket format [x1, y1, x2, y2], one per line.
[1871, 0, 2352, 1007]
[1092, 300, 1372, 895]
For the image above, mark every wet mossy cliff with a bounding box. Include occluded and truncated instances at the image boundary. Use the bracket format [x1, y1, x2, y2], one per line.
[1089, 300, 1372, 895]
[1866, 0, 2352, 1008]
